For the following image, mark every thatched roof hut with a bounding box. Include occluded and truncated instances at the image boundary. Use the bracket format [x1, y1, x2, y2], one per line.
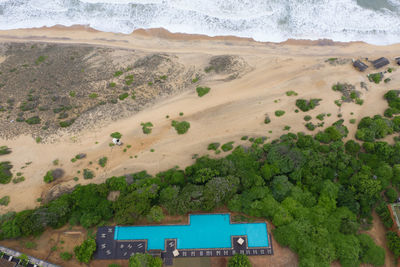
[353, 60, 368, 72]
[372, 57, 389, 69]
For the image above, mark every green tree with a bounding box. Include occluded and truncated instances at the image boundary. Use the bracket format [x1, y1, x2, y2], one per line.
[129, 253, 162, 267]
[228, 254, 252, 267]
[74, 238, 96, 264]
[146, 206, 164, 223]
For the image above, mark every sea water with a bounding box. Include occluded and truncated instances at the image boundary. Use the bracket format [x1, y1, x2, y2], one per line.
[0, 0, 400, 45]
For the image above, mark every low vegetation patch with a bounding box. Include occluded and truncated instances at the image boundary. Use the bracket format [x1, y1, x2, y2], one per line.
[0, 161, 12, 184]
[368, 72, 383, 84]
[25, 116, 41, 125]
[221, 141, 234, 152]
[295, 98, 321, 112]
[83, 169, 94, 179]
[141, 122, 153, 134]
[171, 120, 190, 134]
[304, 115, 312, 121]
[98, 157, 108, 168]
[275, 110, 285, 117]
[118, 93, 129, 101]
[110, 132, 122, 139]
[0, 196, 10, 206]
[264, 114, 271, 124]
[332, 82, 362, 106]
[285, 90, 298, 96]
[0, 146, 11, 155]
[196, 86, 211, 97]
[207, 143, 220, 151]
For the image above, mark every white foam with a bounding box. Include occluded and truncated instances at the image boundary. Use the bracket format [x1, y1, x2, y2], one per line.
[0, 0, 399, 44]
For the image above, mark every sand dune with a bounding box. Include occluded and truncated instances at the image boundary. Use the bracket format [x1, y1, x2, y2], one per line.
[0, 26, 400, 216]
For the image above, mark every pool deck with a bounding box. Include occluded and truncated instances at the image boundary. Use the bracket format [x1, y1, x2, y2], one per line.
[94, 214, 273, 265]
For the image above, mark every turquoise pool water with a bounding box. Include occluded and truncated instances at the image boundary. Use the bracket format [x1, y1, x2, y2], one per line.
[114, 214, 268, 250]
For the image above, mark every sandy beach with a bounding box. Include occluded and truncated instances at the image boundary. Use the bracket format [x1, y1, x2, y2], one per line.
[0, 26, 399, 266]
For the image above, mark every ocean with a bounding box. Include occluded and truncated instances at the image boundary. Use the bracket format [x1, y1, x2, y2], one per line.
[0, 0, 400, 45]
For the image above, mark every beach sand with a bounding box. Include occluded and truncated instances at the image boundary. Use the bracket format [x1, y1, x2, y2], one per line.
[0, 26, 399, 266]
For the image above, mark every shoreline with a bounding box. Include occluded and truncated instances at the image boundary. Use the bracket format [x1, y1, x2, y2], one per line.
[0, 24, 372, 47]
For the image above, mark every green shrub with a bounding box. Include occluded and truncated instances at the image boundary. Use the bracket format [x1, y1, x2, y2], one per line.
[89, 93, 98, 99]
[286, 90, 298, 96]
[368, 73, 382, 84]
[0, 162, 12, 184]
[12, 176, 25, 184]
[60, 252, 72, 261]
[74, 238, 96, 263]
[221, 141, 234, 152]
[283, 126, 291, 131]
[43, 170, 55, 183]
[109, 82, 116, 88]
[305, 122, 316, 131]
[387, 231, 400, 258]
[275, 110, 285, 117]
[35, 56, 46, 65]
[241, 136, 248, 140]
[196, 87, 211, 97]
[304, 115, 312, 121]
[295, 98, 321, 112]
[69, 91, 76, 97]
[334, 100, 342, 107]
[171, 121, 190, 134]
[349, 119, 356, 124]
[141, 122, 153, 134]
[264, 115, 271, 124]
[207, 143, 220, 150]
[25, 116, 41, 125]
[114, 70, 123, 77]
[385, 188, 398, 203]
[59, 119, 75, 128]
[316, 113, 325, 121]
[35, 137, 42, 143]
[356, 98, 364, 105]
[118, 93, 129, 100]
[98, 157, 108, 168]
[384, 78, 391, 83]
[83, 169, 94, 179]
[191, 77, 199, 83]
[228, 254, 251, 267]
[0, 196, 10, 206]
[0, 146, 11, 155]
[110, 132, 122, 139]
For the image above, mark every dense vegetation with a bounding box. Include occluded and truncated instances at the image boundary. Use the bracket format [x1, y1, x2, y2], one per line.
[4, 89, 400, 266]
[228, 254, 251, 267]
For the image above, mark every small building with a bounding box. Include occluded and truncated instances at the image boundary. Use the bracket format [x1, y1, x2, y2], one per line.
[112, 138, 122, 146]
[353, 60, 368, 72]
[396, 57, 400, 66]
[372, 57, 390, 69]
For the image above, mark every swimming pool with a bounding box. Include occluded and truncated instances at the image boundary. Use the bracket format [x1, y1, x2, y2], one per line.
[114, 214, 269, 250]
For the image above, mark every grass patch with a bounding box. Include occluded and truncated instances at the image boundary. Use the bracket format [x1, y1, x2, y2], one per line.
[196, 87, 211, 97]
[191, 77, 199, 83]
[241, 136, 248, 140]
[35, 56, 47, 65]
[384, 78, 391, 83]
[60, 252, 73, 261]
[304, 115, 312, 121]
[59, 119, 75, 128]
[141, 122, 153, 134]
[114, 70, 123, 77]
[286, 90, 298, 96]
[98, 157, 108, 168]
[69, 91, 76, 97]
[171, 120, 190, 134]
[109, 82, 116, 88]
[25, 116, 41, 125]
[221, 141, 234, 152]
[12, 176, 25, 184]
[89, 93, 98, 99]
[275, 110, 285, 117]
[350, 119, 356, 124]
[118, 93, 129, 101]
[35, 137, 42, 143]
[25, 241, 37, 249]
[110, 132, 122, 139]
[284, 125, 291, 131]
